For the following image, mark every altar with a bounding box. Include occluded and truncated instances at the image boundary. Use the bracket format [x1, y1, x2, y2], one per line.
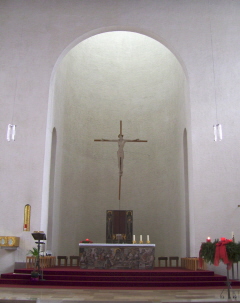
[79, 243, 155, 269]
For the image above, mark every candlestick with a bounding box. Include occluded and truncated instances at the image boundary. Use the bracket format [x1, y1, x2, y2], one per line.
[146, 235, 150, 244]
[133, 235, 136, 244]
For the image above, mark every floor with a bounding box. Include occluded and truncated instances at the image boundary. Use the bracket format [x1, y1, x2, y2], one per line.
[0, 287, 240, 303]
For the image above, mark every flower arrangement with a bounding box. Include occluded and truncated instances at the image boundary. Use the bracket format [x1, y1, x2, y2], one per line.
[79, 238, 93, 243]
[199, 238, 240, 269]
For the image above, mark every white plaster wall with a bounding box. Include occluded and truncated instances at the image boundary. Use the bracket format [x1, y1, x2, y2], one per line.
[0, 0, 239, 276]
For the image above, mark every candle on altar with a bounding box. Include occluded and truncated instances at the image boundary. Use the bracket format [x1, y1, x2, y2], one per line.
[206, 237, 211, 242]
[147, 235, 149, 242]
[140, 235, 142, 242]
[133, 235, 135, 242]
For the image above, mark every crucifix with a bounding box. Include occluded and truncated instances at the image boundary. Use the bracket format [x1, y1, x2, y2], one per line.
[94, 121, 147, 200]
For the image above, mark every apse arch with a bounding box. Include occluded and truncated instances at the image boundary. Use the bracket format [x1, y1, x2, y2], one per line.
[52, 26, 188, 84]
[42, 28, 191, 257]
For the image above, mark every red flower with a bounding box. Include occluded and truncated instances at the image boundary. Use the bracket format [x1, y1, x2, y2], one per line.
[79, 238, 93, 243]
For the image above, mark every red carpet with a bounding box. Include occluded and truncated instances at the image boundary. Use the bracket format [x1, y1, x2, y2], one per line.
[0, 266, 239, 289]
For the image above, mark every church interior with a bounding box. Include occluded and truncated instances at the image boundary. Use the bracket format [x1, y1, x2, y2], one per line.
[1, 0, 240, 301]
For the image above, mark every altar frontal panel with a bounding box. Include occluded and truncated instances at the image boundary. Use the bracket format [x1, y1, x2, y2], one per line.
[79, 243, 155, 269]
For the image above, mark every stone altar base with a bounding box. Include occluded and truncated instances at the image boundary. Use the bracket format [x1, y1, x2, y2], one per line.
[79, 243, 155, 269]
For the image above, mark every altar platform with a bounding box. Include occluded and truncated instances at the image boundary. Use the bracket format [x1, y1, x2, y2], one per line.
[1, 266, 240, 289]
[79, 243, 155, 269]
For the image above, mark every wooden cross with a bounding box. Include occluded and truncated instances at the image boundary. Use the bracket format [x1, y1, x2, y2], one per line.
[94, 121, 147, 200]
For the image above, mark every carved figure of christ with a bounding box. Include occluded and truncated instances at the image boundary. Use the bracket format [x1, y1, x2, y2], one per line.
[94, 120, 147, 199]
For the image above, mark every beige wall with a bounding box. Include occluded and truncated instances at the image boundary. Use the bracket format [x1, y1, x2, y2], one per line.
[1, 0, 240, 275]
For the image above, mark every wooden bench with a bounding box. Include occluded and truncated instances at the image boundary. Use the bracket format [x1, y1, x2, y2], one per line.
[181, 257, 206, 270]
[26, 256, 56, 268]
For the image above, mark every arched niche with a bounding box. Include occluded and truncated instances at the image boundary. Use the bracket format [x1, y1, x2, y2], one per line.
[43, 30, 190, 258]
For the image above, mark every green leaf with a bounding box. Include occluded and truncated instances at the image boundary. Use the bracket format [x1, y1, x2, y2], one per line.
[27, 247, 39, 257]
[200, 240, 240, 264]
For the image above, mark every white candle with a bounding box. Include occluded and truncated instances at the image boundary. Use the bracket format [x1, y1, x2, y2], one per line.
[133, 235, 135, 242]
[140, 235, 142, 242]
[147, 235, 149, 242]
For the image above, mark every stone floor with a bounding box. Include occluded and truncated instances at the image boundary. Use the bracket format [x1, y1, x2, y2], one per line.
[0, 287, 240, 302]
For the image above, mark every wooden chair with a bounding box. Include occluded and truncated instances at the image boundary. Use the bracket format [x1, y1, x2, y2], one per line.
[57, 256, 68, 266]
[169, 256, 179, 267]
[158, 257, 168, 267]
[70, 256, 80, 266]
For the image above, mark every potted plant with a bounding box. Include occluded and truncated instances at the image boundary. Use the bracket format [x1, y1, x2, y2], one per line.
[30, 270, 39, 281]
[28, 247, 40, 281]
[28, 247, 39, 258]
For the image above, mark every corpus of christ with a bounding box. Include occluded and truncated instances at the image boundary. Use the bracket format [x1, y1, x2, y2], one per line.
[94, 121, 147, 200]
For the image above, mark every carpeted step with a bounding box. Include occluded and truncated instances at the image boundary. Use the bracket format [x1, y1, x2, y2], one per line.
[0, 273, 227, 283]
[14, 268, 216, 277]
[0, 278, 233, 288]
[1, 267, 239, 289]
